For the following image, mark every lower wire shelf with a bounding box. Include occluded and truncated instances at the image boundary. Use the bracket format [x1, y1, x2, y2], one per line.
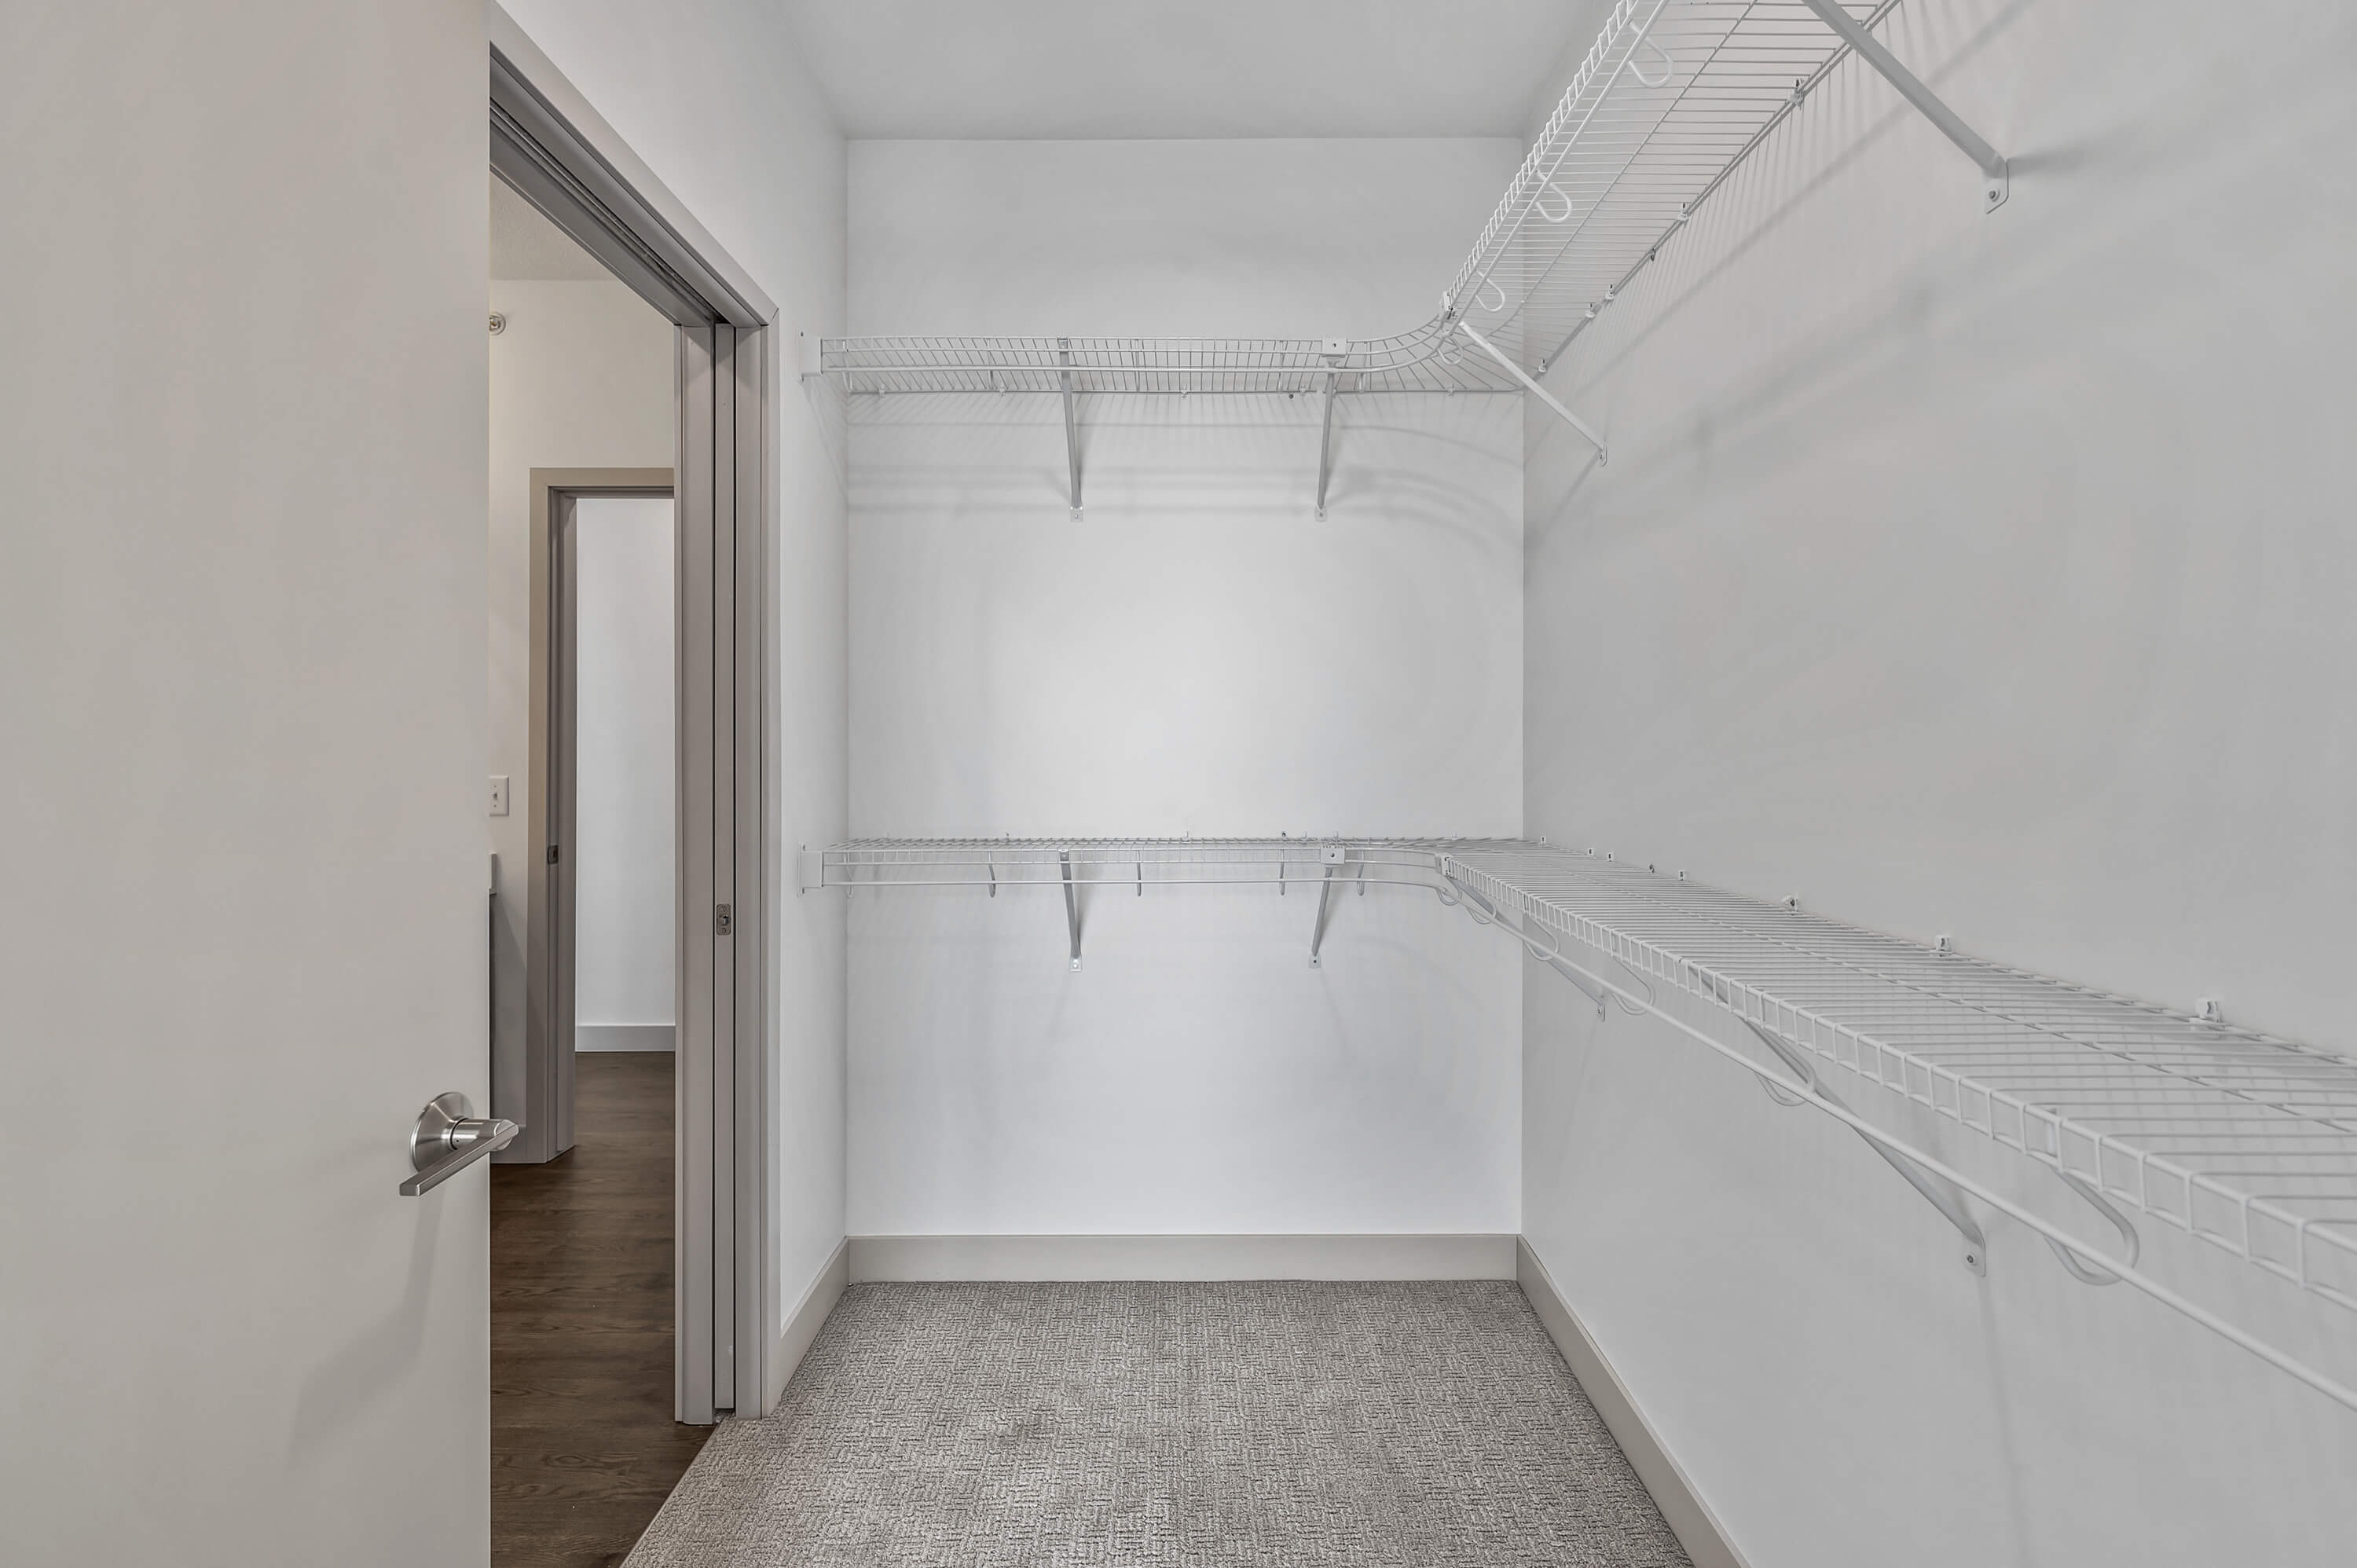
[808, 836, 2357, 1410]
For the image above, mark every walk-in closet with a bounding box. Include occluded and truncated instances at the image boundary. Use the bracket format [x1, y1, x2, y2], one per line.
[14, 2, 2353, 1565]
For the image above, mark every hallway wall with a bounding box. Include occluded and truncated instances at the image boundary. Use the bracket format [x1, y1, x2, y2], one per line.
[572, 493, 679, 1048]
[844, 138, 1527, 1239]
[1517, 1, 2357, 1563]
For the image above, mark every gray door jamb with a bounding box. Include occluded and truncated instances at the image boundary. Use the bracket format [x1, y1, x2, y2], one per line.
[489, 1, 775, 1425]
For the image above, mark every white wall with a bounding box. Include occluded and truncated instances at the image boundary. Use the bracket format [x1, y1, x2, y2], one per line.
[487, 280, 674, 1093]
[2, 0, 491, 1559]
[573, 494, 677, 1046]
[1519, 1, 2357, 1563]
[496, 0, 852, 1359]
[847, 138, 1526, 1238]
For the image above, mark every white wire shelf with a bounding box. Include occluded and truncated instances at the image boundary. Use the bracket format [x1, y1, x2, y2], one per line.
[1434, 845, 2357, 1302]
[819, 2, 1955, 399]
[819, 334, 1520, 397]
[812, 836, 2357, 1409]
[812, 836, 1388, 882]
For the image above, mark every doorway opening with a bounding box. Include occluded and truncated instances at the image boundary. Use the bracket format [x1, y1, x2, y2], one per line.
[489, 174, 696, 1565]
[485, 20, 775, 1543]
[486, 14, 779, 1437]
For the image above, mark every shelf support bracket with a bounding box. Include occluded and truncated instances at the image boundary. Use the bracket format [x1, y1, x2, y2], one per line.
[1060, 849, 1082, 969]
[1457, 323, 1607, 463]
[1314, 368, 1340, 518]
[1741, 1018, 1987, 1274]
[1799, 0, 2008, 211]
[1432, 863, 1609, 1015]
[1309, 866, 1339, 967]
[1058, 339, 1083, 519]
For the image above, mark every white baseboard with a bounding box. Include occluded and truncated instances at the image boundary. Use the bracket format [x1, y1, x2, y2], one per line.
[764, 1238, 849, 1414]
[1516, 1238, 1750, 1568]
[577, 1023, 675, 1053]
[847, 1233, 1517, 1283]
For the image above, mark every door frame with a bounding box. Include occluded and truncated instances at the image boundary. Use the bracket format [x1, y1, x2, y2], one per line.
[522, 470, 674, 1167]
[490, 4, 778, 1424]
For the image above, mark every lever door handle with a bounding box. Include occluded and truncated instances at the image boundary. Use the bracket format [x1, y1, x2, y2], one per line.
[399, 1091, 520, 1196]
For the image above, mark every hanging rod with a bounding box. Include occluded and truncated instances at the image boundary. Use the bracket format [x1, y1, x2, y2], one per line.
[807, 836, 2357, 1415]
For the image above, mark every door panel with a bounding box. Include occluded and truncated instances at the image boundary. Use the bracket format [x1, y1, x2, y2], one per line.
[0, 1, 492, 1562]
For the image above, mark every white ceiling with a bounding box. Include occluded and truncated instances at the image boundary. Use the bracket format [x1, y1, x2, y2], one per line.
[489, 177, 612, 280]
[776, 0, 1609, 140]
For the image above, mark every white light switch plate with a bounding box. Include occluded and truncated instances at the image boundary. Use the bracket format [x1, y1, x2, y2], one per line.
[489, 775, 510, 817]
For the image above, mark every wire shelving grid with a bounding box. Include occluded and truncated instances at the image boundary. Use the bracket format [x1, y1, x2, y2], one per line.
[819, 1, 1890, 394]
[815, 837, 2357, 1328]
[1435, 843, 2357, 1315]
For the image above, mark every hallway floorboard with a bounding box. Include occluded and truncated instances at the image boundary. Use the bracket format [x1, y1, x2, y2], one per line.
[493, 1052, 709, 1568]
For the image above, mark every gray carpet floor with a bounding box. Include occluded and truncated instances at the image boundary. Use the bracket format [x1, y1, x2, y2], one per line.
[625, 1280, 1691, 1567]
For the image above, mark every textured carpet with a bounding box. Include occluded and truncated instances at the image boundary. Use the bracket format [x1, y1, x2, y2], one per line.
[624, 1280, 1690, 1568]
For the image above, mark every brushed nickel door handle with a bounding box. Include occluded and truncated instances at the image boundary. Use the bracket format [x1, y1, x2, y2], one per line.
[399, 1092, 520, 1196]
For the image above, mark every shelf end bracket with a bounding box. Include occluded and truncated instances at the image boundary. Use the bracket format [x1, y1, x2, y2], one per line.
[1458, 323, 1607, 463]
[1314, 363, 1342, 518]
[1743, 1019, 1988, 1274]
[1800, 0, 2008, 212]
[1058, 338, 1084, 518]
[1060, 848, 1083, 969]
[1309, 856, 1342, 967]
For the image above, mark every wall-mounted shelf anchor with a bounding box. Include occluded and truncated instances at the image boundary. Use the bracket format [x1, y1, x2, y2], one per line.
[1309, 846, 1347, 966]
[1058, 338, 1083, 519]
[1314, 346, 1346, 519]
[1742, 1018, 1987, 1275]
[1799, 0, 2008, 211]
[1457, 321, 1607, 464]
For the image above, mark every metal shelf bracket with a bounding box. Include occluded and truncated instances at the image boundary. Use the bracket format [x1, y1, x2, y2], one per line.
[1742, 1018, 1988, 1273]
[1309, 847, 1347, 966]
[1058, 339, 1083, 518]
[1458, 321, 1607, 463]
[1439, 866, 1608, 1017]
[1800, 0, 2008, 211]
[1060, 848, 1083, 969]
[1314, 347, 1345, 518]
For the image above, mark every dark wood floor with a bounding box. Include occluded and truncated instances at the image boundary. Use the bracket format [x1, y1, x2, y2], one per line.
[493, 1052, 710, 1568]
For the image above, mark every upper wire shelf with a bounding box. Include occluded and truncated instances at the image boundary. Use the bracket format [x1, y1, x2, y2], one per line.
[819, 2, 1914, 397]
[810, 836, 2357, 1409]
[820, 335, 1519, 397]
